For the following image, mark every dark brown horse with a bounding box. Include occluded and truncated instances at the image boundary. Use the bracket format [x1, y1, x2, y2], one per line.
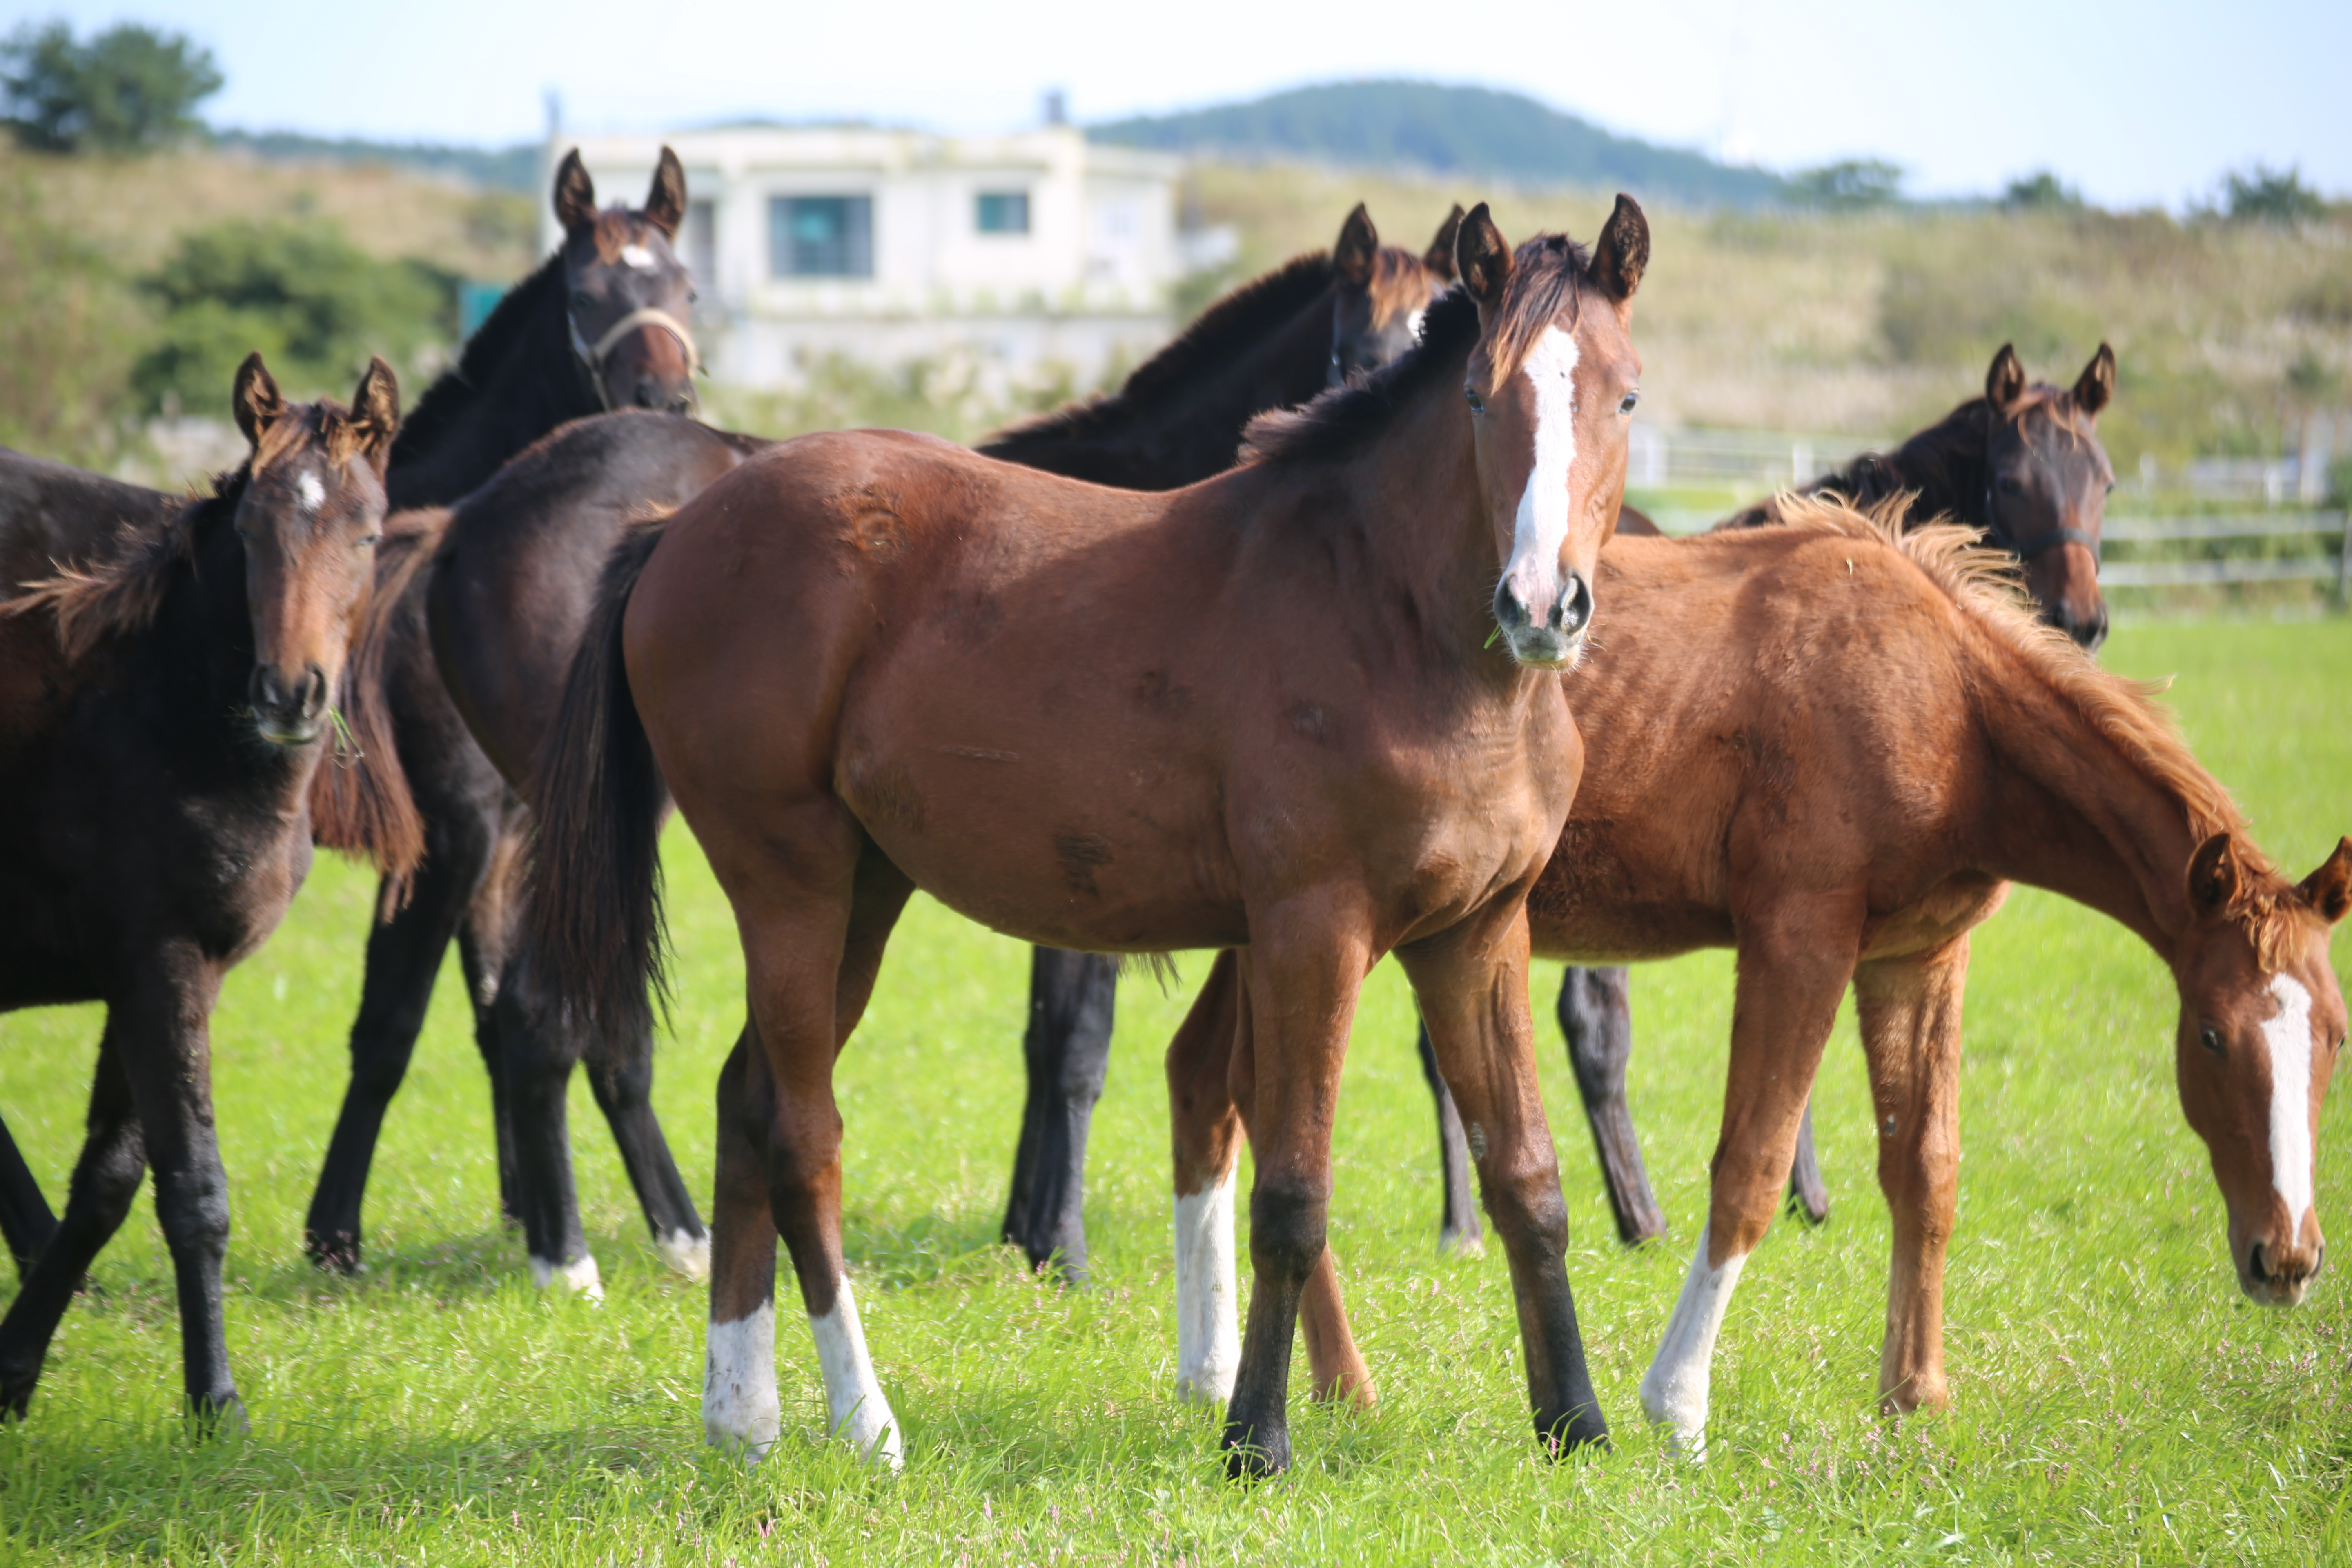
[1180, 496, 2347, 1456]
[298, 148, 711, 1285]
[0, 356, 417, 1423]
[404, 205, 1461, 1295]
[524, 204, 1649, 1476]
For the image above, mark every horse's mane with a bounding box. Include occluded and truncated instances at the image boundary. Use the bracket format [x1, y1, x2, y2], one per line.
[1367, 245, 1440, 329]
[1775, 490, 2305, 967]
[1240, 233, 1591, 468]
[0, 476, 231, 661]
[389, 252, 564, 470]
[980, 251, 1337, 450]
[309, 506, 439, 896]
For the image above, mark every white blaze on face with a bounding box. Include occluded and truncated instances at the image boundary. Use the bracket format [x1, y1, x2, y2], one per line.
[811, 1279, 903, 1468]
[2264, 974, 2317, 1238]
[1639, 1223, 1749, 1460]
[1405, 307, 1428, 344]
[620, 244, 657, 270]
[1502, 325, 1580, 620]
[295, 471, 325, 512]
[704, 1301, 781, 1458]
[1173, 1169, 1240, 1403]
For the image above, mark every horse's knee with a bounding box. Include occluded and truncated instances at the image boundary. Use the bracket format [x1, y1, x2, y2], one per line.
[1485, 1172, 1570, 1261]
[151, 1166, 231, 1258]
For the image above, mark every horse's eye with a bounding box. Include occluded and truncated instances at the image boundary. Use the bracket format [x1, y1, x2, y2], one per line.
[570, 289, 593, 310]
[1465, 387, 1486, 415]
[1619, 391, 1640, 416]
[687, 289, 699, 304]
[358, 533, 382, 548]
[2200, 1025, 2225, 1055]
[1997, 475, 2024, 497]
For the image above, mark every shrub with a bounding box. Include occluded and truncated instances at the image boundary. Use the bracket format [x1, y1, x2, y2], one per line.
[0, 175, 140, 463]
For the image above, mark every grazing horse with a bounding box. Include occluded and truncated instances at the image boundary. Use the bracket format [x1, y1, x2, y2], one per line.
[1533, 340, 2125, 1253]
[524, 203, 1650, 1475]
[1189, 496, 2347, 1458]
[408, 205, 1461, 1295]
[0, 357, 417, 1423]
[300, 149, 709, 1283]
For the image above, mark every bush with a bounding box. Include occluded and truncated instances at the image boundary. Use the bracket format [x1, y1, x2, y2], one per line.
[1, 19, 220, 154]
[131, 218, 452, 416]
[0, 174, 140, 463]
[1790, 158, 1904, 210]
[2220, 164, 2326, 225]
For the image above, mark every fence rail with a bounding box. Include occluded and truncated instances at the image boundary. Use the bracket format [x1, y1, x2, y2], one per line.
[2102, 512, 2349, 598]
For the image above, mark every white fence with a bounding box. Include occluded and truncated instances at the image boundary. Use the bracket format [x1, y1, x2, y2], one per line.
[2102, 512, 2351, 600]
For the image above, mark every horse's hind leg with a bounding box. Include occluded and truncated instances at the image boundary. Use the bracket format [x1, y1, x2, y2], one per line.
[585, 1018, 708, 1278]
[0, 1111, 58, 1276]
[0, 1021, 144, 1417]
[1002, 947, 1116, 1283]
[1404, 921, 1606, 1458]
[494, 951, 601, 1297]
[1852, 935, 1969, 1417]
[704, 1026, 780, 1456]
[1785, 1099, 1831, 1225]
[1164, 950, 1245, 1403]
[1557, 965, 1667, 1245]
[1640, 900, 1857, 1458]
[741, 833, 913, 1467]
[1412, 1017, 1483, 1255]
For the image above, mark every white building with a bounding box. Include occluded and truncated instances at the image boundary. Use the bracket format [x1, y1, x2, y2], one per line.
[547, 124, 1186, 393]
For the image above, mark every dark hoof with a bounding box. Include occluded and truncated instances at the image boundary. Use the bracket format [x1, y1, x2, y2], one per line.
[304, 1231, 363, 1275]
[0, 1374, 33, 1422]
[1220, 1420, 1291, 1480]
[191, 1392, 249, 1437]
[1539, 1409, 1612, 1457]
[1615, 1208, 1669, 1248]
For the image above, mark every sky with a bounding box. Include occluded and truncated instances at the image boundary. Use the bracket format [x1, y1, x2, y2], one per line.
[19, 0, 2352, 209]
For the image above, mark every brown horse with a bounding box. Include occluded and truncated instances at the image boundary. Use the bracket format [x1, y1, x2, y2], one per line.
[0, 356, 417, 1423]
[407, 205, 1463, 1297]
[524, 202, 1651, 1476]
[1177, 495, 2347, 1457]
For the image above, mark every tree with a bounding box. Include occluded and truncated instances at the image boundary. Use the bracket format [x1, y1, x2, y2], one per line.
[1790, 158, 1904, 211]
[2221, 164, 2325, 225]
[1, 20, 221, 154]
[2002, 170, 2084, 211]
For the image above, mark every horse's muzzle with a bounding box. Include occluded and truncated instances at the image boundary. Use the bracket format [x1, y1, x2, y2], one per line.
[2241, 1237, 2324, 1307]
[1494, 571, 1592, 668]
[250, 662, 328, 746]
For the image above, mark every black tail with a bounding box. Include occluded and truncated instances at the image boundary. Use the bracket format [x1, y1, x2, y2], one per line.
[522, 517, 674, 1059]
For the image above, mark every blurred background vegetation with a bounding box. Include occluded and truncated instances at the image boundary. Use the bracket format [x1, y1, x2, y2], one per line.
[2, 19, 2347, 517]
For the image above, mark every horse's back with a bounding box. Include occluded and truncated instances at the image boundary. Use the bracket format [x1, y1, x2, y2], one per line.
[0, 449, 176, 601]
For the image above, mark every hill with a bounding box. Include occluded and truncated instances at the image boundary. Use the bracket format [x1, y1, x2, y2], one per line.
[1091, 80, 1786, 209]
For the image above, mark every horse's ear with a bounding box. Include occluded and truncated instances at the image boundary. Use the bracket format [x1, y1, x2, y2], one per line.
[1985, 343, 2027, 411]
[2073, 342, 2116, 419]
[553, 149, 597, 236]
[233, 352, 284, 450]
[644, 146, 687, 239]
[2189, 832, 2244, 918]
[1334, 203, 1377, 288]
[347, 356, 401, 469]
[1455, 202, 1512, 320]
[1424, 204, 1465, 280]
[2297, 837, 2352, 926]
[1589, 192, 1649, 305]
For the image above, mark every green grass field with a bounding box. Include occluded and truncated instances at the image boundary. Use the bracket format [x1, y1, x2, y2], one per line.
[0, 620, 2347, 1564]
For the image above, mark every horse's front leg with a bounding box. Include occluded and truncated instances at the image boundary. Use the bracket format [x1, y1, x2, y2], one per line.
[0, 1110, 58, 1277]
[1219, 921, 1368, 1479]
[1404, 912, 1606, 1456]
[1852, 935, 1970, 1417]
[116, 948, 245, 1430]
[1640, 893, 1859, 1458]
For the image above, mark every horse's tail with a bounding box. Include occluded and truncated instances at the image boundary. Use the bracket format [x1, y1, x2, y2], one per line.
[310, 506, 437, 897]
[522, 515, 675, 1060]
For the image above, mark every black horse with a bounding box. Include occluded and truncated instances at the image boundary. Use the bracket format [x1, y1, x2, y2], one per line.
[0, 356, 416, 1423]
[407, 204, 1462, 1292]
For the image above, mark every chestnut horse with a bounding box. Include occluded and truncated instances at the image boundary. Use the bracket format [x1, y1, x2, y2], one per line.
[524, 203, 1650, 1475]
[408, 205, 1461, 1296]
[0, 356, 418, 1423]
[1178, 496, 2347, 1457]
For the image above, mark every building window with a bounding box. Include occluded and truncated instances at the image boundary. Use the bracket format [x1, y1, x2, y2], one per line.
[770, 195, 872, 278]
[976, 190, 1030, 234]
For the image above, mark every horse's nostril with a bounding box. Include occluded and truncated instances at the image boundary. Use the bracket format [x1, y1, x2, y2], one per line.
[2250, 1242, 2270, 1283]
[1557, 574, 1592, 637]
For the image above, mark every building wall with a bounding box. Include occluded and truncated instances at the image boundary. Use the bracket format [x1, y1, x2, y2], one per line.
[548, 126, 1183, 391]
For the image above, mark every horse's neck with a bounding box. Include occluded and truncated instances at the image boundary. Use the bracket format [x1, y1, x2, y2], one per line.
[1887, 408, 1988, 530]
[1975, 658, 2201, 959]
[388, 307, 592, 511]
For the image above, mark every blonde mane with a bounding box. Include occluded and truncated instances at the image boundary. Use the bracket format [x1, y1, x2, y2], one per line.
[1771, 490, 2307, 968]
